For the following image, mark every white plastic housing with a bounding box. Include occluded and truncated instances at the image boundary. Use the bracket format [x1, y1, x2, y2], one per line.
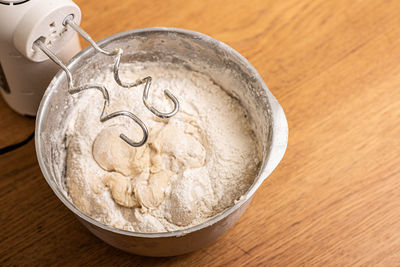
[0, 0, 81, 116]
[13, 0, 81, 62]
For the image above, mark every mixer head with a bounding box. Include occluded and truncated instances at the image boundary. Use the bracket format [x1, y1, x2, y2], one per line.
[0, 0, 81, 115]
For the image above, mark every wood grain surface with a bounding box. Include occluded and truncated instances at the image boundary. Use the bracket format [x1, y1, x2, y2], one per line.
[1, 0, 400, 265]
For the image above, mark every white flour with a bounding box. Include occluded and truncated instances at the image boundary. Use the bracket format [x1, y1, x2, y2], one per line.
[65, 63, 261, 233]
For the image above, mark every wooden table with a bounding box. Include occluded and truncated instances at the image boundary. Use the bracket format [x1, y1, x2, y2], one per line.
[1, 0, 400, 265]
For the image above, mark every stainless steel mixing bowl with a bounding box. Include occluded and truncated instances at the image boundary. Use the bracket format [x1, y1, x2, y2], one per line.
[35, 27, 288, 256]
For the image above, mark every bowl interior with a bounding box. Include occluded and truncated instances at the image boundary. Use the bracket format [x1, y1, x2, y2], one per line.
[36, 28, 272, 237]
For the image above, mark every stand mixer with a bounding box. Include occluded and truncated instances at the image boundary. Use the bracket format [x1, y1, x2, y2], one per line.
[0, 0, 179, 147]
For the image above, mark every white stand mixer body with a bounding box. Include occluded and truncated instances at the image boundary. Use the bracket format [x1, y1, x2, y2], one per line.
[0, 0, 81, 116]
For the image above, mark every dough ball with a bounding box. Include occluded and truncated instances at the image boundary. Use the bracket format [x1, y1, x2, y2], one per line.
[153, 123, 206, 170]
[165, 175, 198, 226]
[104, 172, 139, 208]
[167, 190, 197, 226]
[136, 170, 173, 208]
[92, 125, 149, 176]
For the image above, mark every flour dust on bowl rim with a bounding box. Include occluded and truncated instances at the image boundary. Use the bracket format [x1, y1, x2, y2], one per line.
[35, 27, 288, 256]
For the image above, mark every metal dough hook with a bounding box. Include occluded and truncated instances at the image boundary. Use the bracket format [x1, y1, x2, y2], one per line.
[113, 54, 179, 118]
[63, 15, 180, 119]
[32, 15, 181, 147]
[33, 39, 148, 147]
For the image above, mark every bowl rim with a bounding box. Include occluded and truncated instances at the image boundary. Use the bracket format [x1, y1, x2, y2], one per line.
[35, 27, 274, 238]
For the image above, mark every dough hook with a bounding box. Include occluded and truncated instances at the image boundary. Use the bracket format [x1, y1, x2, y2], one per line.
[33, 15, 180, 147]
[34, 40, 148, 147]
[64, 16, 179, 118]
